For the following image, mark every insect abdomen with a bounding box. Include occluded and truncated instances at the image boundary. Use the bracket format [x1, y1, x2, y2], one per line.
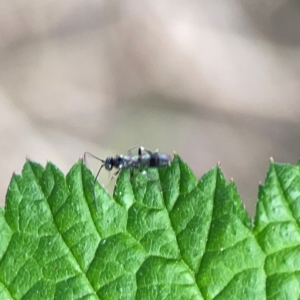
[149, 153, 171, 167]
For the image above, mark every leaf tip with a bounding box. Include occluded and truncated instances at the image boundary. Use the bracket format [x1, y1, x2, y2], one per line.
[269, 156, 274, 163]
[217, 160, 221, 166]
[230, 177, 234, 182]
[172, 153, 180, 161]
[258, 181, 264, 192]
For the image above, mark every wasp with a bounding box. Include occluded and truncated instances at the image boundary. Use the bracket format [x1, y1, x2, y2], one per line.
[84, 146, 172, 210]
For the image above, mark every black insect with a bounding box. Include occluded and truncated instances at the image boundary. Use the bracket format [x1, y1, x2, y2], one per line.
[84, 146, 172, 210]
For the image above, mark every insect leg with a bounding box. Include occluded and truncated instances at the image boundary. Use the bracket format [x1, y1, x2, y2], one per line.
[130, 168, 134, 180]
[92, 164, 104, 211]
[103, 168, 121, 191]
[112, 169, 121, 179]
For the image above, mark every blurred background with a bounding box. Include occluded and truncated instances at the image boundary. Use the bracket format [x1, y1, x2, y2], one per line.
[1, 0, 300, 216]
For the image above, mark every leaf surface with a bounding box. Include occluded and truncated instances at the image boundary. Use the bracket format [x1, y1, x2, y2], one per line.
[0, 156, 299, 299]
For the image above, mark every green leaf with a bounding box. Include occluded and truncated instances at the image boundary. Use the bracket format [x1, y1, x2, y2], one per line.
[253, 160, 300, 300]
[1, 155, 300, 299]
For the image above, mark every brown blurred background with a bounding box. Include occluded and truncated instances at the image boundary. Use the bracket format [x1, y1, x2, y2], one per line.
[1, 0, 300, 216]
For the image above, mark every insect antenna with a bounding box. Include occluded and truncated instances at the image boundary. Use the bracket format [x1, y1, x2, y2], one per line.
[83, 151, 105, 165]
